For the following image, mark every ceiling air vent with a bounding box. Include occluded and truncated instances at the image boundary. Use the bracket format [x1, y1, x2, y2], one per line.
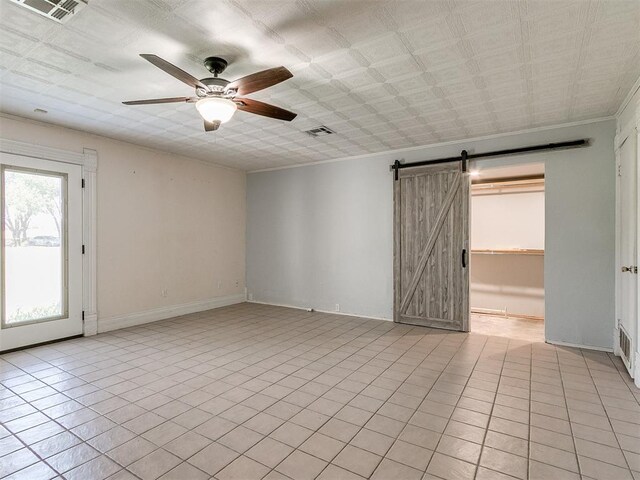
[10, 0, 88, 24]
[304, 125, 335, 138]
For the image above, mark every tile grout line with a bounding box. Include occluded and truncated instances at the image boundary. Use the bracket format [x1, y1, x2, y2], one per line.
[362, 332, 482, 474]
[555, 349, 585, 479]
[527, 341, 532, 480]
[199, 318, 412, 474]
[0, 312, 333, 477]
[102, 312, 397, 476]
[416, 334, 493, 479]
[469, 336, 509, 480]
[112, 313, 415, 476]
[3, 310, 393, 476]
[2, 304, 639, 480]
[579, 349, 635, 475]
[270, 324, 448, 479]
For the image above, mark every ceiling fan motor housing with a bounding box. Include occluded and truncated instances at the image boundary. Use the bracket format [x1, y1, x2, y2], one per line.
[198, 77, 231, 96]
[199, 57, 232, 96]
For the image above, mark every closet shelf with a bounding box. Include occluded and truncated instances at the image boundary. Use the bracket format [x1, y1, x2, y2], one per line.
[471, 249, 544, 256]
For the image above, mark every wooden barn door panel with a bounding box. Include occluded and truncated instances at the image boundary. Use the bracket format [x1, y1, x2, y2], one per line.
[394, 163, 469, 331]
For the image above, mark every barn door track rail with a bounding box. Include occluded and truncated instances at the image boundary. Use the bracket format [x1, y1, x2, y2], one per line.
[391, 139, 589, 180]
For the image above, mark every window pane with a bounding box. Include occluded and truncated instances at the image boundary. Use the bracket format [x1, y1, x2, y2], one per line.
[3, 169, 66, 324]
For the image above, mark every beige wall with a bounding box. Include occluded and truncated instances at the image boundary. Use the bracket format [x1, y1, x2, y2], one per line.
[0, 114, 246, 329]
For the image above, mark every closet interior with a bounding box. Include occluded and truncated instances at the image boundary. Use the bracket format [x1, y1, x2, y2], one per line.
[470, 163, 545, 342]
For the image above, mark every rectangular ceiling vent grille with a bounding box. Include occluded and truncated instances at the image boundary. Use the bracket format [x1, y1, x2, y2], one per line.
[304, 126, 335, 138]
[10, 0, 88, 24]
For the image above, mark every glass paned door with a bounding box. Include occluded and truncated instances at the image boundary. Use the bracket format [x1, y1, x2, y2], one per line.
[3, 168, 67, 325]
[0, 153, 82, 351]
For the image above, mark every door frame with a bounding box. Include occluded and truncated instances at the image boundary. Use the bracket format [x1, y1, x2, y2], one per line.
[614, 108, 640, 385]
[0, 138, 97, 338]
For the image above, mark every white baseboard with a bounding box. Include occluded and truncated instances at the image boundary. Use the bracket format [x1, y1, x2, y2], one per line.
[83, 313, 98, 336]
[313, 307, 392, 322]
[546, 339, 614, 352]
[247, 300, 393, 322]
[98, 293, 246, 333]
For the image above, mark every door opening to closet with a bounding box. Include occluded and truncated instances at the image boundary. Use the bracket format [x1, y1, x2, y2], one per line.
[470, 163, 545, 342]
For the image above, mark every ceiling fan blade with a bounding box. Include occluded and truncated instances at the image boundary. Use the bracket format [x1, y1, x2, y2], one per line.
[226, 67, 293, 95]
[204, 120, 221, 132]
[123, 96, 195, 105]
[236, 98, 297, 121]
[140, 54, 207, 90]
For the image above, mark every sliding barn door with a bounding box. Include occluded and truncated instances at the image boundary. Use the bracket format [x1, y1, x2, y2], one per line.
[394, 163, 470, 331]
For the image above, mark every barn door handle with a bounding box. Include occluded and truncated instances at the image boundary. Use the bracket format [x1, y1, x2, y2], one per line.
[462, 249, 467, 268]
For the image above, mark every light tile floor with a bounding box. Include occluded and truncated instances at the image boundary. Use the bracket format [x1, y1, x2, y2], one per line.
[471, 314, 544, 343]
[1, 303, 639, 480]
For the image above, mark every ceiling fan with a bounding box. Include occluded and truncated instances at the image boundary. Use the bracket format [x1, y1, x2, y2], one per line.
[122, 54, 297, 131]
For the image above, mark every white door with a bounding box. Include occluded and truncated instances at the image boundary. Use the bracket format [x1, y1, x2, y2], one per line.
[618, 132, 638, 377]
[0, 153, 83, 351]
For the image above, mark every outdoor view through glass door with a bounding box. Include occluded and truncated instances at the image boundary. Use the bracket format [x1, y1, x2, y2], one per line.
[0, 153, 83, 351]
[3, 168, 66, 324]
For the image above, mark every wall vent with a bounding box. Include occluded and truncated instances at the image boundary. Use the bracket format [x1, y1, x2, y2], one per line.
[10, 0, 88, 24]
[304, 125, 335, 138]
[619, 326, 632, 369]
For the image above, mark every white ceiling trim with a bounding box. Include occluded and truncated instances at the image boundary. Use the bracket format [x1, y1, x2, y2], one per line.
[248, 115, 614, 174]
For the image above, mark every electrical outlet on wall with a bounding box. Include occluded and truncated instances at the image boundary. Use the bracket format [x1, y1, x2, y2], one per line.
[235, 280, 239, 287]
[335, 304, 340, 312]
[217, 281, 222, 289]
[161, 289, 168, 298]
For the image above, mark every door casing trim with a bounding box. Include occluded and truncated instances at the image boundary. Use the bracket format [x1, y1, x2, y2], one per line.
[0, 138, 98, 337]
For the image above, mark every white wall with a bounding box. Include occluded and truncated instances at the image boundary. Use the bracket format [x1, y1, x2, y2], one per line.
[615, 81, 640, 382]
[471, 191, 545, 249]
[470, 190, 545, 318]
[248, 119, 616, 349]
[0, 114, 246, 332]
[247, 159, 392, 319]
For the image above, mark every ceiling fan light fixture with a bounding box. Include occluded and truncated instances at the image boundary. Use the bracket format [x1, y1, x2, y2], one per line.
[195, 97, 237, 123]
[122, 55, 296, 131]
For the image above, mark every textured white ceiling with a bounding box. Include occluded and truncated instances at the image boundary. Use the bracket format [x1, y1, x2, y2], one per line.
[0, 0, 638, 171]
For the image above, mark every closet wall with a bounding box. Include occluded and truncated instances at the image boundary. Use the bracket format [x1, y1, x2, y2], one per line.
[470, 186, 545, 318]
